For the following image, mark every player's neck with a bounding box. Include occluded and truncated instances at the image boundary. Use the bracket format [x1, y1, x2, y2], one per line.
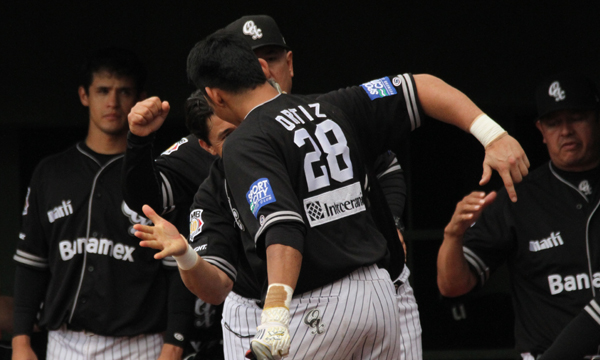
[85, 126, 127, 155]
[236, 82, 280, 119]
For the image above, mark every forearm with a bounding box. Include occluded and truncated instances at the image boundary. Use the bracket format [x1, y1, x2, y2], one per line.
[0, 296, 13, 333]
[122, 132, 164, 214]
[266, 244, 302, 289]
[540, 297, 600, 360]
[164, 270, 194, 349]
[437, 231, 477, 297]
[178, 248, 233, 305]
[413, 74, 483, 132]
[13, 266, 48, 336]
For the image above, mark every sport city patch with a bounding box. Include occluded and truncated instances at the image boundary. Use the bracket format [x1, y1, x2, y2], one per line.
[361, 76, 397, 100]
[189, 209, 204, 239]
[246, 178, 276, 218]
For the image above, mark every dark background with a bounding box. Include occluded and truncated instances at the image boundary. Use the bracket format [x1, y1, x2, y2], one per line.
[2, 1, 599, 357]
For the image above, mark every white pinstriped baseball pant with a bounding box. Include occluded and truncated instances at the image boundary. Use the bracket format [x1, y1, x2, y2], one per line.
[222, 264, 423, 360]
[47, 325, 163, 360]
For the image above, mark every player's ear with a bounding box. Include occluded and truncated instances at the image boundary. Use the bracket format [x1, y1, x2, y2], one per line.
[535, 120, 547, 144]
[258, 58, 272, 79]
[78, 86, 89, 107]
[198, 139, 216, 156]
[286, 51, 294, 78]
[205, 87, 225, 109]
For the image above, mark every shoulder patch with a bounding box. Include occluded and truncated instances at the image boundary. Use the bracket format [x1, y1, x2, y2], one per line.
[246, 178, 276, 218]
[189, 209, 204, 239]
[161, 137, 189, 156]
[361, 77, 397, 100]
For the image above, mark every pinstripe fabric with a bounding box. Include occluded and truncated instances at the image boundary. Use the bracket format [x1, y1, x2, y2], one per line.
[222, 292, 262, 360]
[395, 267, 423, 360]
[223, 266, 416, 360]
[47, 326, 162, 360]
[283, 264, 400, 359]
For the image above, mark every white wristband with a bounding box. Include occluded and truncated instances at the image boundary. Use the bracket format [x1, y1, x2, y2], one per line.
[173, 240, 198, 270]
[469, 114, 507, 148]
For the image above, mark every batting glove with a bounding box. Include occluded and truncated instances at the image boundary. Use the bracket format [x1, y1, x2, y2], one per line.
[246, 284, 293, 360]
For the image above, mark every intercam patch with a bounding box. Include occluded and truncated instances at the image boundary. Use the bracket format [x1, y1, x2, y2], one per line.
[246, 178, 276, 218]
[161, 137, 188, 155]
[189, 209, 204, 238]
[360, 76, 397, 100]
[303, 182, 366, 227]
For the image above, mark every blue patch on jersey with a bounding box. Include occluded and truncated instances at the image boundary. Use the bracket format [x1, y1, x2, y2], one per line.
[246, 178, 276, 218]
[360, 77, 397, 100]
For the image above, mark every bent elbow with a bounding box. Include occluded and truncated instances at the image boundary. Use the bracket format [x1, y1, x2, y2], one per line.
[437, 276, 471, 298]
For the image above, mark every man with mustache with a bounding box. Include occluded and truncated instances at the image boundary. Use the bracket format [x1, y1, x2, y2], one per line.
[438, 72, 600, 359]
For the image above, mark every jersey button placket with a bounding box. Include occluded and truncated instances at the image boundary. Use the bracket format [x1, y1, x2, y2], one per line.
[576, 204, 583, 210]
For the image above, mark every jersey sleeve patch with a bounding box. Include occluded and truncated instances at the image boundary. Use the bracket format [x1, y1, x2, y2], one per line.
[360, 77, 397, 100]
[161, 137, 189, 156]
[246, 178, 277, 218]
[189, 209, 204, 238]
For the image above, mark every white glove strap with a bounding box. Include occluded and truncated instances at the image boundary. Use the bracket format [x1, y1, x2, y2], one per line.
[173, 241, 198, 270]
[469, 114, 507, 148]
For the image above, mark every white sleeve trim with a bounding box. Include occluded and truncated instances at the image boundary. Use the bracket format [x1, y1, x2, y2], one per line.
[14, 249, 48, 269]
[254, 211, 305, 244]
[161, 256, 177, 268]
[399, 73, 422, 131]
[585, 300, 600, 326]
[159, 171, 175, 215]
[202, 256, 237, 281]
[463, 246, 489, 285]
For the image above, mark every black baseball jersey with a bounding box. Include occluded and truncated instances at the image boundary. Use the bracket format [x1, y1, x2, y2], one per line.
[13, 142, 184, 338]
[190, 158, 264, 301]
[122, 133, 224, 356]
[463, 162, 600, 353]
[123, 133, 217, 230]
[191, 154, 407, 301]
[222, 74, 423, 294]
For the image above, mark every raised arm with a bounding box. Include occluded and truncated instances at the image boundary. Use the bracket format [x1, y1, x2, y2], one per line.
[414, 74, 530, 202]
[437, 191, 496, 297]
[135, 205, 233, 305]
[122, 97, 171, 214]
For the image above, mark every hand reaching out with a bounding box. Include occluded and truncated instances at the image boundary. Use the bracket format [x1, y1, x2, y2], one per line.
[444, 191, 497, 239]
[135, 205, 188, 259]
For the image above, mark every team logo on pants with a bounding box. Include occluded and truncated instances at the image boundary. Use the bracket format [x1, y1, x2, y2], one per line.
[303, 309, 326, 335]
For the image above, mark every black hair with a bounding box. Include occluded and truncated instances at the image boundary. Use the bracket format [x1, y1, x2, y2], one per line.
[79, 47, 147, 95]
[185, 89, 214, 145]
[186, 30, 266, 95]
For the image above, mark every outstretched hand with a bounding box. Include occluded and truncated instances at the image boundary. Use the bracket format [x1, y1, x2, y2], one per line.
[480, 134, 530, 202]
[445, 191, 497, 239]
[135, 205, 188, 259]
[128, 97, 171, 137]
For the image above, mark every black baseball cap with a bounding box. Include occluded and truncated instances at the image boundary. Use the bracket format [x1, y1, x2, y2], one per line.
[535, 72, 599, 119]
[224, 15, 290, 50]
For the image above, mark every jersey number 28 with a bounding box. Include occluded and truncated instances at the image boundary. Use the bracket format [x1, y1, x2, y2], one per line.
[294, 119, 353, 192]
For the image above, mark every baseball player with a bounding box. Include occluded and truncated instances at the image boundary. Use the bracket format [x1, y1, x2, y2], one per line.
[124, 95, 222, 359]
[178, 30, 528, 359]
[124, 14, 419, 359]
[437, 72, 600, 358]
[11, 47, 190, 360]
